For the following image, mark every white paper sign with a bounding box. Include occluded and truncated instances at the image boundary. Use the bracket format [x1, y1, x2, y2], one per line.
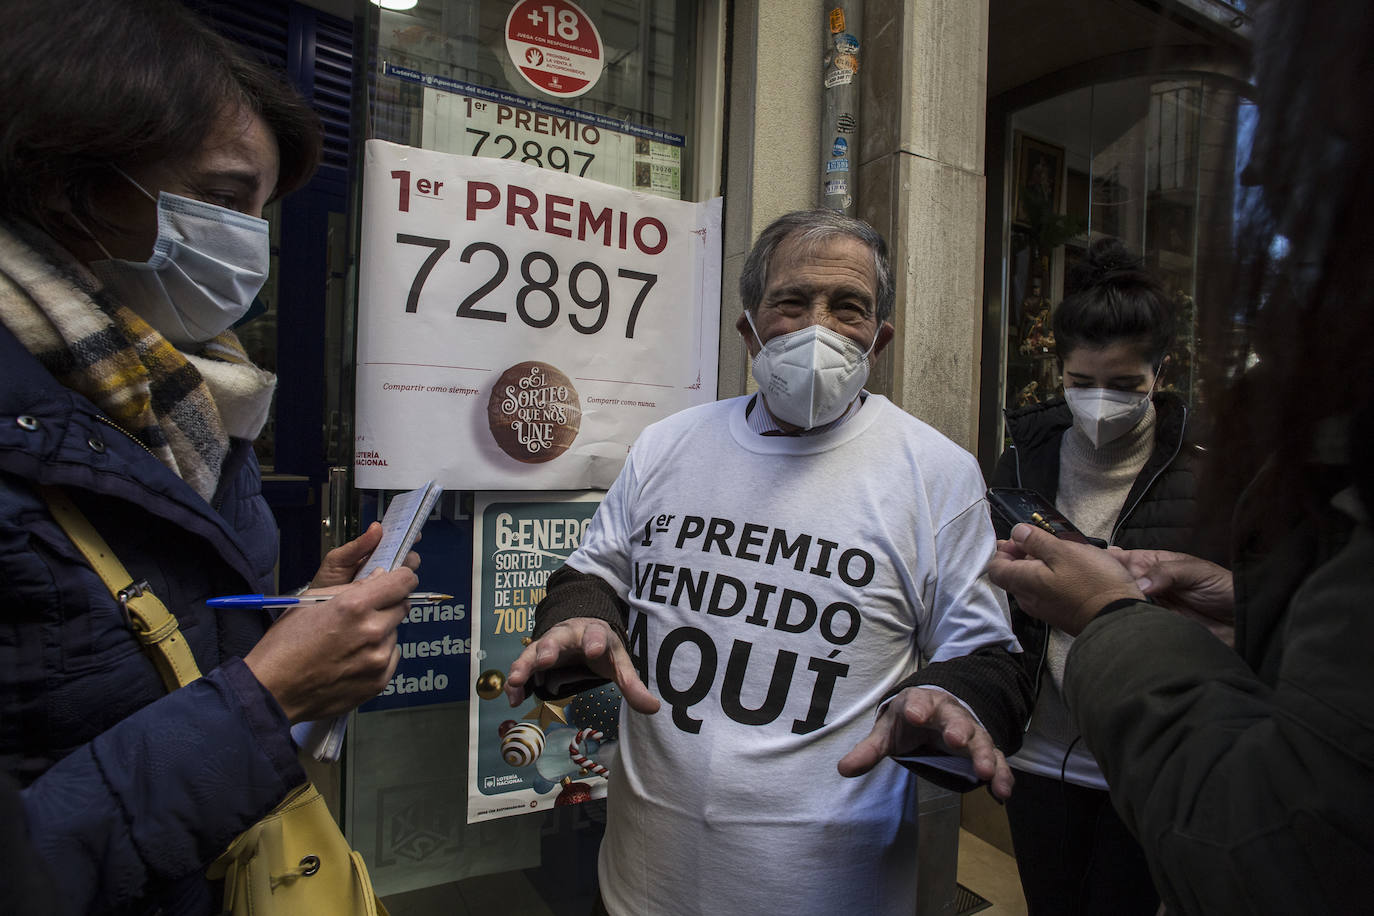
[421, 88, 684, 199]
[355, 140, 721, 490]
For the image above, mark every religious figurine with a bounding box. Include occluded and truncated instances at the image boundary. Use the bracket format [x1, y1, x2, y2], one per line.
[1019, 305, 1055, 356]
[1018, 278, 1054, 355]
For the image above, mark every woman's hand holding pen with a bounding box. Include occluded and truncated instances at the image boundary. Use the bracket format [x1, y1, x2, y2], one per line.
[244, 566, 418, 723]
[242, 523, 426, 721]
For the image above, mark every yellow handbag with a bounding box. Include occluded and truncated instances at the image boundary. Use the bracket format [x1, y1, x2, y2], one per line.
[207, 782, 386, 916]
[42, 487, 389, 916]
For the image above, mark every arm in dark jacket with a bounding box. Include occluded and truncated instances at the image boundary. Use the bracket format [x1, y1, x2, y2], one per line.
[1064, 523, 1374, 915]
[18, 660, 302, 915]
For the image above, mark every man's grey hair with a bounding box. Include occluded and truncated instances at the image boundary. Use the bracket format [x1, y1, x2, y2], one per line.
[738, 209, 895, 324]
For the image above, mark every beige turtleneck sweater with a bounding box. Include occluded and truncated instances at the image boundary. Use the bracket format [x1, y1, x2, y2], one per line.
[1012, 398, 1156, 786]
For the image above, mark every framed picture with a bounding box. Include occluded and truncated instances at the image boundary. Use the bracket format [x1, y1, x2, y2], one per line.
[1091, 165, 1128, 239]
[1012, 132, 1065, 226]
[1062, 242, 1088, 298]
[1147, 198, 1194, 256]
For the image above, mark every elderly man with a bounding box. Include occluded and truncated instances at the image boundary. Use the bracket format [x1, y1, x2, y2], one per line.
[506, 209, 1030, 916]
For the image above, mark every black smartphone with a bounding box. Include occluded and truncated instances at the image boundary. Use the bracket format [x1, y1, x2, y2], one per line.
[986, 487, 1101, 546]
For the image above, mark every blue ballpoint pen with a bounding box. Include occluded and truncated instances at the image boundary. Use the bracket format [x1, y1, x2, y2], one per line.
[208, 592, 453, 609]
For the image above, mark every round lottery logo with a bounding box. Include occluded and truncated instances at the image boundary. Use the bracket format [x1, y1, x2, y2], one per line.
[487, 361, 582, 464]
[505, 0, 604, 98]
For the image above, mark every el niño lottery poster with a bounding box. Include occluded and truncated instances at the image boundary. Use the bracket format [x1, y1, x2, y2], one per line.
[354, 140, 722, 490]
[467, 493, 619, 822]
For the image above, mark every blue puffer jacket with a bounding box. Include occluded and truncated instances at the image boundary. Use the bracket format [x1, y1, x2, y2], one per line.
[0, 321, 304, 915]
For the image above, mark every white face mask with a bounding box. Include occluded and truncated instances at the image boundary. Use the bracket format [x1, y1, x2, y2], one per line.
[1065, 386, 1153, 448]
[745, 312, 876, 429]
[86, 172, 269, 346]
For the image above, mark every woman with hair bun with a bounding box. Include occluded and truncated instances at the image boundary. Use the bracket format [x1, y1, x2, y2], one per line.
[987, 236, 1203, 915]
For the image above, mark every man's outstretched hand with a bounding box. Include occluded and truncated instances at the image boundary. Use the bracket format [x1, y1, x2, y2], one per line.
[505, 617, 660, 714]
[837, 686, 1014, 800]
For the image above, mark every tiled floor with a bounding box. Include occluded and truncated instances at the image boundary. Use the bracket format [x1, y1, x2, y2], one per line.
[956, 828, 1029, 916]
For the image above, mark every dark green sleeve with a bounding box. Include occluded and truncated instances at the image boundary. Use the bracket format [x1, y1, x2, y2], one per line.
[1065, 527, 1374, 915]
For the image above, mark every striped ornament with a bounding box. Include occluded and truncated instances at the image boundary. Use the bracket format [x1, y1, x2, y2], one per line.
[502, 722, 546, 767]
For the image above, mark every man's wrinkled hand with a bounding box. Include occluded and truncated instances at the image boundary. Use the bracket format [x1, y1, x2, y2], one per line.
[837, 686, 1014, 800]
[505, 617, 660, 715]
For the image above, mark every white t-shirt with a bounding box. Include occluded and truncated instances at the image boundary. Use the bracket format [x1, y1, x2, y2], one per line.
[566, 394, 1018, 916]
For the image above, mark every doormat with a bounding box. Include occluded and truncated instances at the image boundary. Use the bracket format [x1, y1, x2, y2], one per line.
[955, 882, 993, 915]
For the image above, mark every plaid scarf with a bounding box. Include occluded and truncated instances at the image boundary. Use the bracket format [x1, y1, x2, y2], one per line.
[0, 218, 275, 503]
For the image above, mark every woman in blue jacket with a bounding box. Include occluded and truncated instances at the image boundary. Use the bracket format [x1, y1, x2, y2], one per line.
[0, 2, 417, 912]
[988, 238, 1204, 916]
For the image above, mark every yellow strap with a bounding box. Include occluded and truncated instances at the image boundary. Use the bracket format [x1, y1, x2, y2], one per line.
[40, 487, 204, 691]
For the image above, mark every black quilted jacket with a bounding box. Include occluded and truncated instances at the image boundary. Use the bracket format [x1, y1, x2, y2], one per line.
[986, 391, 1205, 693]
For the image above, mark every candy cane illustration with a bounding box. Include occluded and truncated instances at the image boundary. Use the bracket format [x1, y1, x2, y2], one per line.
[569, 728, 610, 778]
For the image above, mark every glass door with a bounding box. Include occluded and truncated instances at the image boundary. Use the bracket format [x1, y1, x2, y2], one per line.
[344, 3, 716, 912]
[997, 74, 1243, 448]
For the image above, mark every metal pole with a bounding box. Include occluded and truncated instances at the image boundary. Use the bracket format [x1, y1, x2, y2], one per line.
[820, 3, 861, 215]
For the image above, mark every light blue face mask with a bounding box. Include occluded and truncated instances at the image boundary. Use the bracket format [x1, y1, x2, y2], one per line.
[86, 170, 270, 346]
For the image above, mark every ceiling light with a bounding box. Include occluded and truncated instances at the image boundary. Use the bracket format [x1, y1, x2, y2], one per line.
[372, 0, 419, 10]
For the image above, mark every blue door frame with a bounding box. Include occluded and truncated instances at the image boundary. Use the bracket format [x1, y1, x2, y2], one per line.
[190, 0, 355, 588]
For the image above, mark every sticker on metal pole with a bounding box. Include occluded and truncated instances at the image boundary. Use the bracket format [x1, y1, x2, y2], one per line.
[505, 0, 604, 98]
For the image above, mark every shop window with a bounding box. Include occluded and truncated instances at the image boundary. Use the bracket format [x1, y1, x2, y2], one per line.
[1000, 75, 1241, 431]
[349, 4, 709, 914]
[369, 0, 700, 200]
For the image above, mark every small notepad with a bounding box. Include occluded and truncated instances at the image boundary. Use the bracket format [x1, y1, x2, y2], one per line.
[292, 481, 442, 761]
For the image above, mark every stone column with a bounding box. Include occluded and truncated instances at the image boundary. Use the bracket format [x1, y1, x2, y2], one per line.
[858, 0, 990, 451]
[857, 4, 991, 913]
[719, 0, 827, 398]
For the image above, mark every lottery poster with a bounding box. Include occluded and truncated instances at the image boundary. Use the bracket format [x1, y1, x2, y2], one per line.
[355, 139, 720, 491]
[467, 492, 621, 823]
[420, 84, 683, 200]
[385, 62, 685, 199]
